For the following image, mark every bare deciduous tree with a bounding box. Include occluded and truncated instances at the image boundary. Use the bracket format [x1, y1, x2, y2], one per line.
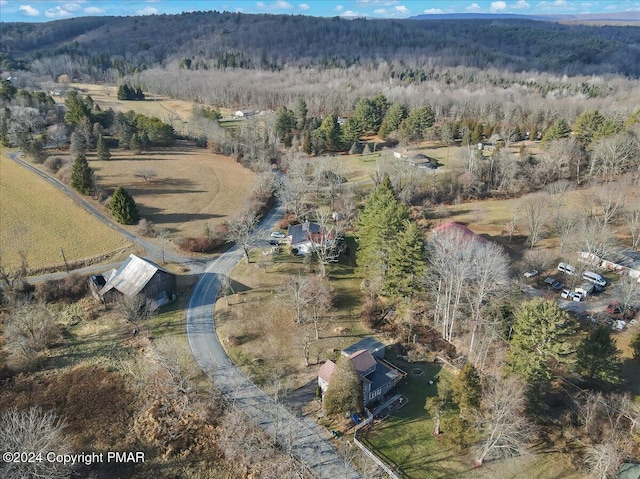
[309, 208, 342, 277]
[518, 192, 552, 249]
[281, 272, 309, 324]
[116, 294, 158, 323]
[5, 301, 59, 364]
[474, 375, 535, 466]
[134, 168, 158, 182]
[0, 407, 72, 479]
[225, 208, 264, 263]
[613, 276, 640, 315]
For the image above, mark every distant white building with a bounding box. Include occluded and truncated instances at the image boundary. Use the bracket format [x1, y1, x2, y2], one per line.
[235, 110, 255, 118]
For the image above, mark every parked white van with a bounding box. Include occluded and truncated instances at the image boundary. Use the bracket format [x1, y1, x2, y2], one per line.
[558, 262, 577, 275]
[582, 271, 606, 287]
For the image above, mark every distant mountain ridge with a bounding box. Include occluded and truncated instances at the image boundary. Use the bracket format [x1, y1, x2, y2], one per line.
[409, 11, 640, 23]
[2, 11, 640, 77]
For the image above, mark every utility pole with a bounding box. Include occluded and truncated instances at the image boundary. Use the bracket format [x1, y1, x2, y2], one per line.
[60, 248, 70, 274]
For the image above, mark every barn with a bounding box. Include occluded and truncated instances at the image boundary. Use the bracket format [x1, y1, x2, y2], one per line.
[90, 254, 177, 307]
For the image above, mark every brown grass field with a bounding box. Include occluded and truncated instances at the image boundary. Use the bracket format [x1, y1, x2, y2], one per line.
[63, 82, 234, 136]
[214, 249, 368, 393]
[88, 141, 255, 239]
[0, 150, 132, 270]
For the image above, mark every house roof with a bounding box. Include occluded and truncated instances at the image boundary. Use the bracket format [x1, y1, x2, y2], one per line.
[365, 360, 399, 392]
[342, 337, 385, 358]
[318, 360, 336, 383]
[99, 254, 173, 297]
[349, 350, 377, 375]
[432, 222, 488, 244]
[287, 222, 321, 245]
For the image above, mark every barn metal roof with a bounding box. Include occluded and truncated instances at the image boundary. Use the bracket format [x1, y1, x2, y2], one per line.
[99, 254, 172, 297]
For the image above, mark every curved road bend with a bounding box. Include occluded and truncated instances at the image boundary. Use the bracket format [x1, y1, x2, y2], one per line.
[7, 151, 201, 269]
[187, 205, 361, 479]
[9, 151, 360, 477]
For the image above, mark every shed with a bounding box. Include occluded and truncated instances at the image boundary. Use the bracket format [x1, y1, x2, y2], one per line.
[342, 337, 386, 359]
[98, 254, 177, 307]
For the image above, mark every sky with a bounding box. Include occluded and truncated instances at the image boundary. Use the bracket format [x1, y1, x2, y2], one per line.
[1, 0, 639, 22]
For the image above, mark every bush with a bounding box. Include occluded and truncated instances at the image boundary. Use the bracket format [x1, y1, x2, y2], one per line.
[43, 156, 64, 173]
[35, 274, 88, 303]
[178, 235, 227, 253]
[136, 218, 156, 237]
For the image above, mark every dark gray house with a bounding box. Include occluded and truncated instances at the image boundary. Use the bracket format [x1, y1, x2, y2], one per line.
[318, 337, 405, 407]
[89, 254, 177, 307]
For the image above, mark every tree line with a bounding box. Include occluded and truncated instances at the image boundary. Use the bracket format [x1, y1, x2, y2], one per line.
[4, 13, 640, 78]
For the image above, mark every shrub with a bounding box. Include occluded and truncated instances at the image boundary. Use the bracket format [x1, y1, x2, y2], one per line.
[43, 156, 64, 173]
[35, 274, 88, 303]
[136, 218, 156, 237]
[178, 235, 226, 253]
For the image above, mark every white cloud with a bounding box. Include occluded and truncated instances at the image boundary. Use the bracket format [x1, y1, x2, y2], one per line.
[84, 6, 106, 14]
[512, 0, 530, 9]
[553, 0, 567, 5]
[424, 8, 444, 13]
[341, 10, 363, 17]
[490, 1, 507, 11]
[45, 6, 73, 17]
[298, 3, 310, 10]
[135, 6, 159, 15]
[18, 4, 40, 16]
[394, 5, 409, 13]
[63, 2, 82, 11]
[466, 3, 482, 11]
[0, 0, 8, 5]
[275, 0, 293, 8]
[256, 0, 293, 9]
[374, 8, 387, 14]
[335, 4, 344, 10]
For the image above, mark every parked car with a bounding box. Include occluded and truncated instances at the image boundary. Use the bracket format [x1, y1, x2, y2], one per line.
[607, 301, 623, 315]
[551, 281, 564, 290]
[524, 270, 539, 278]
[573, 291, 585, 302]
[558, 262, 577, 275]
[582, 271, 607, 287]
[561, 289, 574, 299]
[270, 231, 285, 238]
[544, 277, 555, 286]
[268, 239, 281, 245]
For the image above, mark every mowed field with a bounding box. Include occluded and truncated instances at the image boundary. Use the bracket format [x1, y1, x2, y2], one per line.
[64, 83, 233, 136]
[89, 142, 255, 238]
[0, 151, 131, 270]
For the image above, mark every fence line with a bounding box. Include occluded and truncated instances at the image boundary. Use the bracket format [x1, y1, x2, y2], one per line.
[353, 409, 400, 479]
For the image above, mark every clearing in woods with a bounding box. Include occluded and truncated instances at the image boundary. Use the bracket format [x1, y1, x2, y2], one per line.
[89, 142, 255, 239]
[0, 151, 132, 270]
[62, 82, 234, 136]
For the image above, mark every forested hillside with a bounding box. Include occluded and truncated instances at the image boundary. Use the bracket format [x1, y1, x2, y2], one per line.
[2, 11, 640, 78]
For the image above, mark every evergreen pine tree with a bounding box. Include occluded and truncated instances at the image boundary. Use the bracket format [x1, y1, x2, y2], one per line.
[319, 113, 341, 151]
[109, 187, 140, 225]
[575, 325, 622, 385]
[129, 133, 143, 154]
[70, 154, 94, 195]
[384, 220, 425, 299]
[302, 129, 312, 155]
[451, 363, 482, 420]
[323, 355, 362, 416]
[356, 176, 410, 295]
[96, 134, 111, 161]
[507, 298, 571, 384]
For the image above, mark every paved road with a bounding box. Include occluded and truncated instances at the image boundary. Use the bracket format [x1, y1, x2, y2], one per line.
[9, 151, 361, 477]
[7, 151, 205, 272]
[186, 205, 361, 479]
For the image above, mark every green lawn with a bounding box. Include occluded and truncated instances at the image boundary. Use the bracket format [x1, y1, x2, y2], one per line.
[360, 361, 581, 479]
[360, 362, 471, 479]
